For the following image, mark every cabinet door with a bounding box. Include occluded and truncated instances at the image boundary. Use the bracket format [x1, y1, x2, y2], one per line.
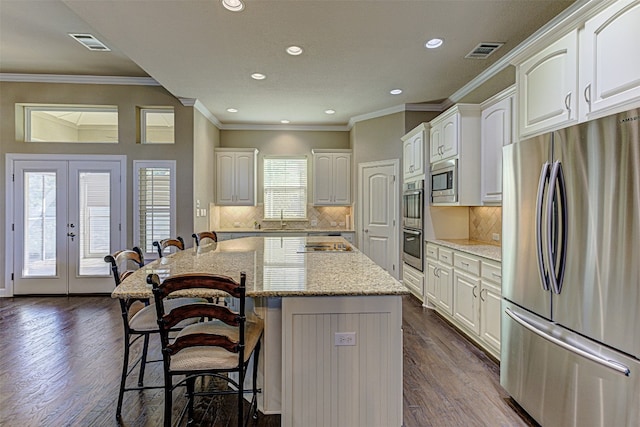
[429, 124, 442, 163]
[580, 0, 640, 118]
[403, 264, 424, 300]
[313, 154, 333, 205]
[234, 152, 254, 205]
[411, 133, 424, 177]
[518, 30, 578, 138]
[403, 139, 415, 177]
[425, 260, 438, 301]
[436, 265, 453, 316]
[216, 152, 235, 204]
[480, 280, 502, 355]
[481, 96, 513, 204]
[441, 113, 459, 160]
[453, 272, 480, 334]
[332, 154, 351, 204]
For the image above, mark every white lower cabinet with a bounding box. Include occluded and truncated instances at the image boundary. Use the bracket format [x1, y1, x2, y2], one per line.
[402, 263, 424, 301]
[426, 242, 502, 359]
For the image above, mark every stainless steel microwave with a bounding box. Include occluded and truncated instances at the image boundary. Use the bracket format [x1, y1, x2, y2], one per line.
[430, 159, 457, 204]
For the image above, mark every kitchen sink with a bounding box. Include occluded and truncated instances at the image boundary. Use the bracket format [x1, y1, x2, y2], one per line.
[297, 242, 352, 253]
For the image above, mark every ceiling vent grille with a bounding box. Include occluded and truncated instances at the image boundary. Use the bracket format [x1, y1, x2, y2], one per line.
[68, 33, 111, 51]
[465, 42, 504, 59]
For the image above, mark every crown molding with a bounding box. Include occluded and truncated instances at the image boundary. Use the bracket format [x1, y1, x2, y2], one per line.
[219, 123, 349, 132]
[347, 102, 443, 129]
[448, 0, 593, 104]
[0, 73, 160, 86]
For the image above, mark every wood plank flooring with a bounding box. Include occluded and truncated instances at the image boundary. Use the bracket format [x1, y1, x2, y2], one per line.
[0, 295, 536, 426]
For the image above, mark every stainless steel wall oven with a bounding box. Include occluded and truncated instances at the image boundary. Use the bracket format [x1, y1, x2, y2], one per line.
[402, 179, 424, 271]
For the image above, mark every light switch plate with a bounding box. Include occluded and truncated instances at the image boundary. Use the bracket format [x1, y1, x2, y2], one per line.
[492, 233, 500, 241]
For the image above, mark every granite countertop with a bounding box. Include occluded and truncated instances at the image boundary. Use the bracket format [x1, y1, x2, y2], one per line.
[217, 228, 355, 233]
[427, 239, 502, 262]
[113, 236, 407, 299]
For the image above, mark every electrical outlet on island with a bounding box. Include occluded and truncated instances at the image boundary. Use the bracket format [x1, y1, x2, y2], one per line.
[492, 233, 500, 241]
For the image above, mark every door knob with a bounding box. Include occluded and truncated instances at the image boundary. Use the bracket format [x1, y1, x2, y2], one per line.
[364, 229, 369, 233]
[67, 232, 76, 241]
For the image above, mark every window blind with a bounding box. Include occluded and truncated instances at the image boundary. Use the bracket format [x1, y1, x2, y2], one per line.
[137, 166, 172, 254]
[263, 157, 307, 219]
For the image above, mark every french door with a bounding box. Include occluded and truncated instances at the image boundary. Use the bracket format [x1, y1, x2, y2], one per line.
[12, 158, 124, 294]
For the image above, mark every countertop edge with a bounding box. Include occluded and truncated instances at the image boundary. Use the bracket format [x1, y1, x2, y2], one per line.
[426, 239, 502, 262]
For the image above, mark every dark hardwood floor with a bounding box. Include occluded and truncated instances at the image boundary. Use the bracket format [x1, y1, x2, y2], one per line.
[0, 295, 536, 426]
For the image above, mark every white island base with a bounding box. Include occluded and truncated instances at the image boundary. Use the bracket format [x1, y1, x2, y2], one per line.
[253, 295, 404, 427]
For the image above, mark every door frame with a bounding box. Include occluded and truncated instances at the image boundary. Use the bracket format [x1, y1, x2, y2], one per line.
[4, 153, 127, 297]
[357, 159, 400, 278]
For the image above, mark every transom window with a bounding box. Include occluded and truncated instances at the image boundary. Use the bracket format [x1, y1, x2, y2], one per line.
[23, 104, 118, 143]
[263, 157, 307, 220]
[140, 108, 175, 144]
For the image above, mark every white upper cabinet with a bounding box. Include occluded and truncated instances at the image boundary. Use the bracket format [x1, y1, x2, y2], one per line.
[215, 148, 258, 206]
[579, 0, 640, 119]
[517, 29, 579, 138]
[429, 104, 481, 206]
[430, 109, 460, 163]
[515, 0, 640, 138]
[312, 149, 351, 205]
[480, 88, 514, 205]
[402, 123, 427, 180]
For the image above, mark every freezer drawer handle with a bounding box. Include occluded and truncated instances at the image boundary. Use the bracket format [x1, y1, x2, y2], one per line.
[505, 307, 631, 377]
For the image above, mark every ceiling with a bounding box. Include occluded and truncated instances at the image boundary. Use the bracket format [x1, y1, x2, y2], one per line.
[0, 0, 578, 128]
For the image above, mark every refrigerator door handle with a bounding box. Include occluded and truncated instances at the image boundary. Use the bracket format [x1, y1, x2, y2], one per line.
[536, 162, 551, 291]
[547, 161, 568, 294]
[505, 307, 631, 376]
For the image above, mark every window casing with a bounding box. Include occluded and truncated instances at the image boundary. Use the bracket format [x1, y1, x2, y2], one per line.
[140, 108, 175, 144]
[133, 160, 176, 257]
[263, 157, 307, 220]
[23, 105, 118, 143]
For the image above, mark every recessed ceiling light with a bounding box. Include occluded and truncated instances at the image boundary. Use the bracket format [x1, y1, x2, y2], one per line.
[221, 0, 244, 12]
[281, 120, 290, 124]
[226, 108, 238, 113]
[324, 109, 336, 115]
[390, 89, 403, 95]
[425, 38, 444, 49]
[251, 73, 266, 80]
[286, 46, 304, 56]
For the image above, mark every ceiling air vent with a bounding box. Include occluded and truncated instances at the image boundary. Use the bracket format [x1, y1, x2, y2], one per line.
[465, 42, 504, 59]
[68, 33, 111, 51]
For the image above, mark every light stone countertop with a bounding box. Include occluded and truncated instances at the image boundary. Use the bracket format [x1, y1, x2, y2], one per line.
[216, 228, 354, 233]
[427, 239, 502, 262]
[112, 236, 407, 299]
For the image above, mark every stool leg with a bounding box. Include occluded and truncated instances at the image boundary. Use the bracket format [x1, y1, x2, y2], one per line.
[138, 333, 150, 386]
[116, 333, 130, 418]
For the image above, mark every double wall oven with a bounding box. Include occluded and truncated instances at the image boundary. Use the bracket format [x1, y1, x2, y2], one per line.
[402, 180, 424, 271]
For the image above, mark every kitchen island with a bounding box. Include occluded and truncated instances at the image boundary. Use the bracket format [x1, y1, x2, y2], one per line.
[112, 236, 407, 427]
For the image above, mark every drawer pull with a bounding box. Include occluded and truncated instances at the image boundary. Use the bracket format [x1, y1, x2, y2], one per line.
[491, 272, 502, 278]
[461, 261, 469, 267]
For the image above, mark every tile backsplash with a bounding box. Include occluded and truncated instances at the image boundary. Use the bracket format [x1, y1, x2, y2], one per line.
[213, 204, 353, 230]
[469, 206, 502, 245]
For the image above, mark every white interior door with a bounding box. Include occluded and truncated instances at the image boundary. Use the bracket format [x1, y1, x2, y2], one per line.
[12, 159, 123, 295]
[359, 160, 399, 277]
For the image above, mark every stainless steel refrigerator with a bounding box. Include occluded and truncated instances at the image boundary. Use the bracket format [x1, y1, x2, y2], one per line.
[501, 108, 640, 426]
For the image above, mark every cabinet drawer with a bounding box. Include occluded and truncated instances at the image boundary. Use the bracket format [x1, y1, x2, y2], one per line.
[425, 243, 438, 260]
[481, 260, 502, 284]
[438, 248, 453, 265]
[454, 253, 480, 276]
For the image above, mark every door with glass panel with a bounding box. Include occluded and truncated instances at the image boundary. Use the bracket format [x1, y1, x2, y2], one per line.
[13, 160, 122, 294]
